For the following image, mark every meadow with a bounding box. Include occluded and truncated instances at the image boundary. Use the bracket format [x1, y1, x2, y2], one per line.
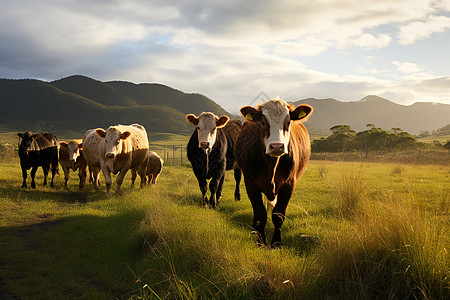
[0, 159, 448, 299]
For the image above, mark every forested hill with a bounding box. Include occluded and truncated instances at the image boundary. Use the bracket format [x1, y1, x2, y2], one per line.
[0, 75, 229, 136]
[294, 96, 450, 134]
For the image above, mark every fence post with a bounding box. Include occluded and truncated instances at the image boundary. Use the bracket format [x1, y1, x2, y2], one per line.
[173, 145, 175, 165]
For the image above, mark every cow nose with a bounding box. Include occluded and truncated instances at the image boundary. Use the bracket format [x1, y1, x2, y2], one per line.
[269, 143, 285, 156]
[105, 152, 115, 159]
[200, 142, 210, 150]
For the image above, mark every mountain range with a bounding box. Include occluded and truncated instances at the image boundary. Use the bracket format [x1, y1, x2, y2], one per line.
[0, 75, 448, 139]
[294, 96, 450, 134]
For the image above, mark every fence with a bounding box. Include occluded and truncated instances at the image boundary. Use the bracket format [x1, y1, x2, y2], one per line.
[0, 142, 189, 166]
[149, 143, 188, 166]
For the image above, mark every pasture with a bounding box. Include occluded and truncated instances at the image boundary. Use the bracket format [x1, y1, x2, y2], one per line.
[0, 160, 448, 299]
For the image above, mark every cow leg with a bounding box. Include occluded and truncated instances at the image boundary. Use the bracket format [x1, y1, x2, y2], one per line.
[42, 165, 49, 187]
[101, 166, 113, 198]
[20, 166, 27, 188]
[216, 175, 225, 201]
[193, 167, 208, 207]
[270, 184, 294, 248]
[115, 167, 129, 196]
[209, 175, 222, 208]
[130, 168, 137, 188]
[136, 164, 147, 189]
[62, 165, 70, 188]
[30, 166, 38, 189]
[244, 179, 268, 246]
[78, 166, 87, 189]
[90, 166, 101, 189]
[50, 155, 58, 188]
[234, 168, 242, 201]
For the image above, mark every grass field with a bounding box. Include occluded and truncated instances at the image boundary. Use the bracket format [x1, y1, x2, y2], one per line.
[0, 160, 448, 299]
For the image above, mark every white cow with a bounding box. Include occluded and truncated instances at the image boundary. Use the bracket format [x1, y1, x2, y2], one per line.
[82, 129, 103, 189]
[96, 124, 149, 198]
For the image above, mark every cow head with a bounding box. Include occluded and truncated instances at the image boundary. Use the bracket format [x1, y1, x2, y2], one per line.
[96, 127, 131, 159]
[61, 140, 82, 162]
[186, 112, 229, 153]
[240, 99, 313, 157]
[17, 132, 38, 153]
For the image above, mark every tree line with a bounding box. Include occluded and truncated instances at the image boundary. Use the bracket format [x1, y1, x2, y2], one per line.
[312, 124, 450, 155]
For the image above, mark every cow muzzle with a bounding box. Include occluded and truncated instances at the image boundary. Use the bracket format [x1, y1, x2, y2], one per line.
[267, 143, 285, 157]
[199, 142, 210, 151]
[105, 152, 115, 159]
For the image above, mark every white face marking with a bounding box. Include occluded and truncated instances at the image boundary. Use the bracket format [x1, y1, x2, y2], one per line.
[196, 113, 218, 153]
[67, 141, 80, 162]
[104, 128, 122, 159]
[261, 101, 291, 156]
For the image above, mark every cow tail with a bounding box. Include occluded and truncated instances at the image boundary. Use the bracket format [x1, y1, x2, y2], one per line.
[52, 147, 59, 175]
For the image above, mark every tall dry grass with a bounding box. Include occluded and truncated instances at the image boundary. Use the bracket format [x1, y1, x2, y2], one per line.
[316, 198, 449, 299]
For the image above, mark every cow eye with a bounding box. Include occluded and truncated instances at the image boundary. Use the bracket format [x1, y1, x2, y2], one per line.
[284, 122, 291, 131]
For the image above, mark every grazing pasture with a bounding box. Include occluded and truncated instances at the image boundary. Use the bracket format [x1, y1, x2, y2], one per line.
[0, 160, 448, 299]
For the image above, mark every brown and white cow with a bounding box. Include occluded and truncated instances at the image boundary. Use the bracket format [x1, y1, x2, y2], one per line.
[131, 151, 164, 186]
[96, 124, 149, 198]
[82, 129, 104, 189]
[59, 139, 87, 189]
[235, 99, 313, 247]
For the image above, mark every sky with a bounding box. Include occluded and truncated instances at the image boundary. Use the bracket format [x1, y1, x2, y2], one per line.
[1, 0, 450, 113]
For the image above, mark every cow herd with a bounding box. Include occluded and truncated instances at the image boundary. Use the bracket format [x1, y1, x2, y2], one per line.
[17, 99, 313, 247]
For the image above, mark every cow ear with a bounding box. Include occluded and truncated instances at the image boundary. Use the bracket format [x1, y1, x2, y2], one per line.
[240, 106, 261, 122]
[290, 104, 313, 122]
[120, 131, 131, 140]
[17, 133, 24, 138]
[216, 115, 229, 128]
[186, 114, 199, 126]
[96, 129, 106, 138]
[60, 141, 68, 147]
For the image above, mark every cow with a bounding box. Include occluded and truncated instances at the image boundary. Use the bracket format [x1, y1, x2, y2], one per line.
[95, 124, 149, 198]
[82, 129, 104, 189]
[186, 112, 242, 208]
[131, 151, 164, 186]
[235, 99, 313, 247]
[17, 132, 58, 189]
[59, 139, 87, 189]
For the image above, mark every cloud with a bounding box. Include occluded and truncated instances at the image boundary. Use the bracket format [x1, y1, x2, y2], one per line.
[0, 0, 449, 113]
[398, 15, 450, 45]
[392, 61, 423, 74]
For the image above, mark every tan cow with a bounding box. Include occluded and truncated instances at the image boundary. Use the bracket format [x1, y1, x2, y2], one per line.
[96, 124, 149, 198]
[131, 151, 164, 186]
[82, 129, 103, 189]
[59, 139, 87, 188]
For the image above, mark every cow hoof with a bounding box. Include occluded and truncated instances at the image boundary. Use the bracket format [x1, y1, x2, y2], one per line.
[270, 242, 282, 249]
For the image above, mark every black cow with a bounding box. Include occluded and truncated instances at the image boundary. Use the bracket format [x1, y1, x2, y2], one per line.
[17, 132, 58, 189]
[186, 112, 242, 208]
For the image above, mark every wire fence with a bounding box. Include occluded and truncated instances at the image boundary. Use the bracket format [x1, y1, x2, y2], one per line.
[149, 143, 188, 166]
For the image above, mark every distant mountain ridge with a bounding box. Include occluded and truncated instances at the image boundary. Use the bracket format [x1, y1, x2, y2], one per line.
[294, 95, 450, 134]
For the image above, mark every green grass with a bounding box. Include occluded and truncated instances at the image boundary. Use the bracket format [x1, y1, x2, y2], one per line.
[0, 160, 448, 299]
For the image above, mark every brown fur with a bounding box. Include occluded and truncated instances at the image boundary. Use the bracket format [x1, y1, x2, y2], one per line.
[236, 101, 312, 247]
